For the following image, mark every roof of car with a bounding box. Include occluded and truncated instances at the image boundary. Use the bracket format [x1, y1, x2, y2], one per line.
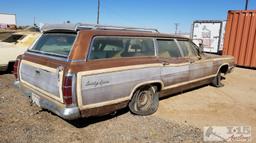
[40, 23, 189, 39]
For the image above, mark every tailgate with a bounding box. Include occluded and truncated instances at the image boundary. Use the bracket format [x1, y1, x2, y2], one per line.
[19, 60, 64, 102]
[18, 32, 77, 103]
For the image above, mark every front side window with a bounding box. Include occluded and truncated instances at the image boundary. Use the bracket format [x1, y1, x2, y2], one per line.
[157, 39, 182, 58]
[31, 33, 76, 57]
[88, 37, 155, 60]
[177, 40, 198, 57]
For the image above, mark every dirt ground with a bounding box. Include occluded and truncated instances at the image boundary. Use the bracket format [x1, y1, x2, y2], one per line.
[0, 67, 255, 143]
[155, 67, 256, 141]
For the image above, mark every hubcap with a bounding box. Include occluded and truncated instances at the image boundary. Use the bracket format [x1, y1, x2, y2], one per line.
[136, 90, 153, 110]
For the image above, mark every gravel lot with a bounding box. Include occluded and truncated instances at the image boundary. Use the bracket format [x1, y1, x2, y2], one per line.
[0, 67, 255, 142]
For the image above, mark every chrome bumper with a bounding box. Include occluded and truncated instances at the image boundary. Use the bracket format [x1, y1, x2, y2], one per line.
[14, 81, 81, 120]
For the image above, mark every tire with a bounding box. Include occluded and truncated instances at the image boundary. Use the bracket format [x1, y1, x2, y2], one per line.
[212, 71, 224, 87]
[7, 62, 15, 73]
[129, 85, 159, 116]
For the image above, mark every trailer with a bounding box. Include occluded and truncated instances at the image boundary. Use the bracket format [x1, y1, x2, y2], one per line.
[0, 13, 16, 29]
[191, 20, 226, 54]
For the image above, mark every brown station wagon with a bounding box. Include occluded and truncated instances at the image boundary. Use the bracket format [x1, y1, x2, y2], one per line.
[14, 23, 235, 120]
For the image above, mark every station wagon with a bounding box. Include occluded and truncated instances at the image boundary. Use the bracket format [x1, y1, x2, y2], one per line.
[14, 23, 234, 120]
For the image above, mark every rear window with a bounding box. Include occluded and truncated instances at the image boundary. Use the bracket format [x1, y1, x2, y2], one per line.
[88, 36, 155, 60]
[31, 33, 76, 57]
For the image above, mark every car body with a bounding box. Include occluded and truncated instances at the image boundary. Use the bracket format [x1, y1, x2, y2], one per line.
[0, 31, 40, 72]
[14, 23, 234, 120]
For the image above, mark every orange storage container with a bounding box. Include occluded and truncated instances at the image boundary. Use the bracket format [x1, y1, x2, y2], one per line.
[223, 10, 256, 68]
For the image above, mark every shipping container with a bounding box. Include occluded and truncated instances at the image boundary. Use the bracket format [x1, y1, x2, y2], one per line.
[223, 10, 256, 68]
[191, 20, 226, 54]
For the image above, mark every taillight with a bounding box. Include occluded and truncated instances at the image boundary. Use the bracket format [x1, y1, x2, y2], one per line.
[62, 75, 73, 105]
[13, 59, 20, 80]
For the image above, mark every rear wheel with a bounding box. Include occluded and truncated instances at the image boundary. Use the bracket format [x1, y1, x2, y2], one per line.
[129, 85, 159, 115]
[212, 71, 224, 87]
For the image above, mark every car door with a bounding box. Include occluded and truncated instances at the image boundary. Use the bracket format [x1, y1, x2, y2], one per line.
[177, 40, 214, 80]
[157, 39, 190, 87]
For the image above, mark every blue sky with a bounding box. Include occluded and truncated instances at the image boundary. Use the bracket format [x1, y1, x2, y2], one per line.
[0, 0, 255, 33]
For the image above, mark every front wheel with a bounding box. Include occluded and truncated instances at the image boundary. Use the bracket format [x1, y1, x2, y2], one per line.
[129, 85, 159, 116]
[212, 72, 224, 87]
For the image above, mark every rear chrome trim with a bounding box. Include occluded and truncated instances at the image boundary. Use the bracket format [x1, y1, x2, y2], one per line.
[14, 81, 80, 120]
[25, 51, 85, 63]
[26, 51, 68, 62]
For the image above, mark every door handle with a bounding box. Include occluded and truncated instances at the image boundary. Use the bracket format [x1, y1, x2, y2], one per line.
[35, 70, 40, 74]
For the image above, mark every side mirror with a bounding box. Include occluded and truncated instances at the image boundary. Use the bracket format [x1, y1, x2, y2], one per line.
[191, 38, 204, 55]
[198, 43, 204, 54]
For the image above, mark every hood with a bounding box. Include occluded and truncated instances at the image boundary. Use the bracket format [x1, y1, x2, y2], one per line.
[0, 41, 16, 48]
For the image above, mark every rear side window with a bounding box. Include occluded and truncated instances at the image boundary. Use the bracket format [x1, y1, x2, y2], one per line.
[31, 33, 76, 57]
[88, 37, 155, 60]
[157, 39, 182, 58]
[177, 40, 198, 57]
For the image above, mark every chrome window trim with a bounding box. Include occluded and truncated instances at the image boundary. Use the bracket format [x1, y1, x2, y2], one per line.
[28, 49, 68, 58]
[176, 39, 200, 58]
[67, 31, 80, 60]
[174, 38, 185, 57]
[86, 36, 157, 61]
[25, 51, 69, 62]
[27, 33, 43, 50]
[153, 38, 158, 57]
[155, 38, 184, 58]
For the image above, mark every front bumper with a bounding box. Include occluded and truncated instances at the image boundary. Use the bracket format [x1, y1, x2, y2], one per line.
[14, 81, 81, 120]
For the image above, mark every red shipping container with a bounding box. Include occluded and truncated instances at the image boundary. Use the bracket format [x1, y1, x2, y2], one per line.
[223, 10, 256, 68]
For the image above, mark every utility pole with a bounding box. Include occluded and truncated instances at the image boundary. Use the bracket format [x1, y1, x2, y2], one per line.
[245, 0, 249, 10]
[174, 23, 179, 34]
[97, 0, 100, 24]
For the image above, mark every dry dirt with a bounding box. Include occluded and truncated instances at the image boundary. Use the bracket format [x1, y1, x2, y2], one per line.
[0, 67, 255, 143]
[155, 67, 256, 141]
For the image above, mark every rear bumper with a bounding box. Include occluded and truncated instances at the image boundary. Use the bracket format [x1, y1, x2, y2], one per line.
[14, 81, 81, 120]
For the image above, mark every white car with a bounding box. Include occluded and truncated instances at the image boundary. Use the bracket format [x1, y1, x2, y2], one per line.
[0, 31, 40, 72]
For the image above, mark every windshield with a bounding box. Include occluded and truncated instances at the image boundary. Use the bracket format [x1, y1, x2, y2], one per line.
[31, 33, 76, 57]
[2, 34, 25, 43]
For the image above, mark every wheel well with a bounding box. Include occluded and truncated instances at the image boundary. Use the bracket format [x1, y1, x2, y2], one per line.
[151, 83, 162, 92]
[133, 82, 162, 93]
[129, 82, 162, 100]
[220, 65, 229, 74]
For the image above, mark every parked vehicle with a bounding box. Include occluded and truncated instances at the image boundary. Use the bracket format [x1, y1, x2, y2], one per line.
[191, 20, 226, 54]
[14, 23, 234, 120]
[0, 31, 40, 72]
